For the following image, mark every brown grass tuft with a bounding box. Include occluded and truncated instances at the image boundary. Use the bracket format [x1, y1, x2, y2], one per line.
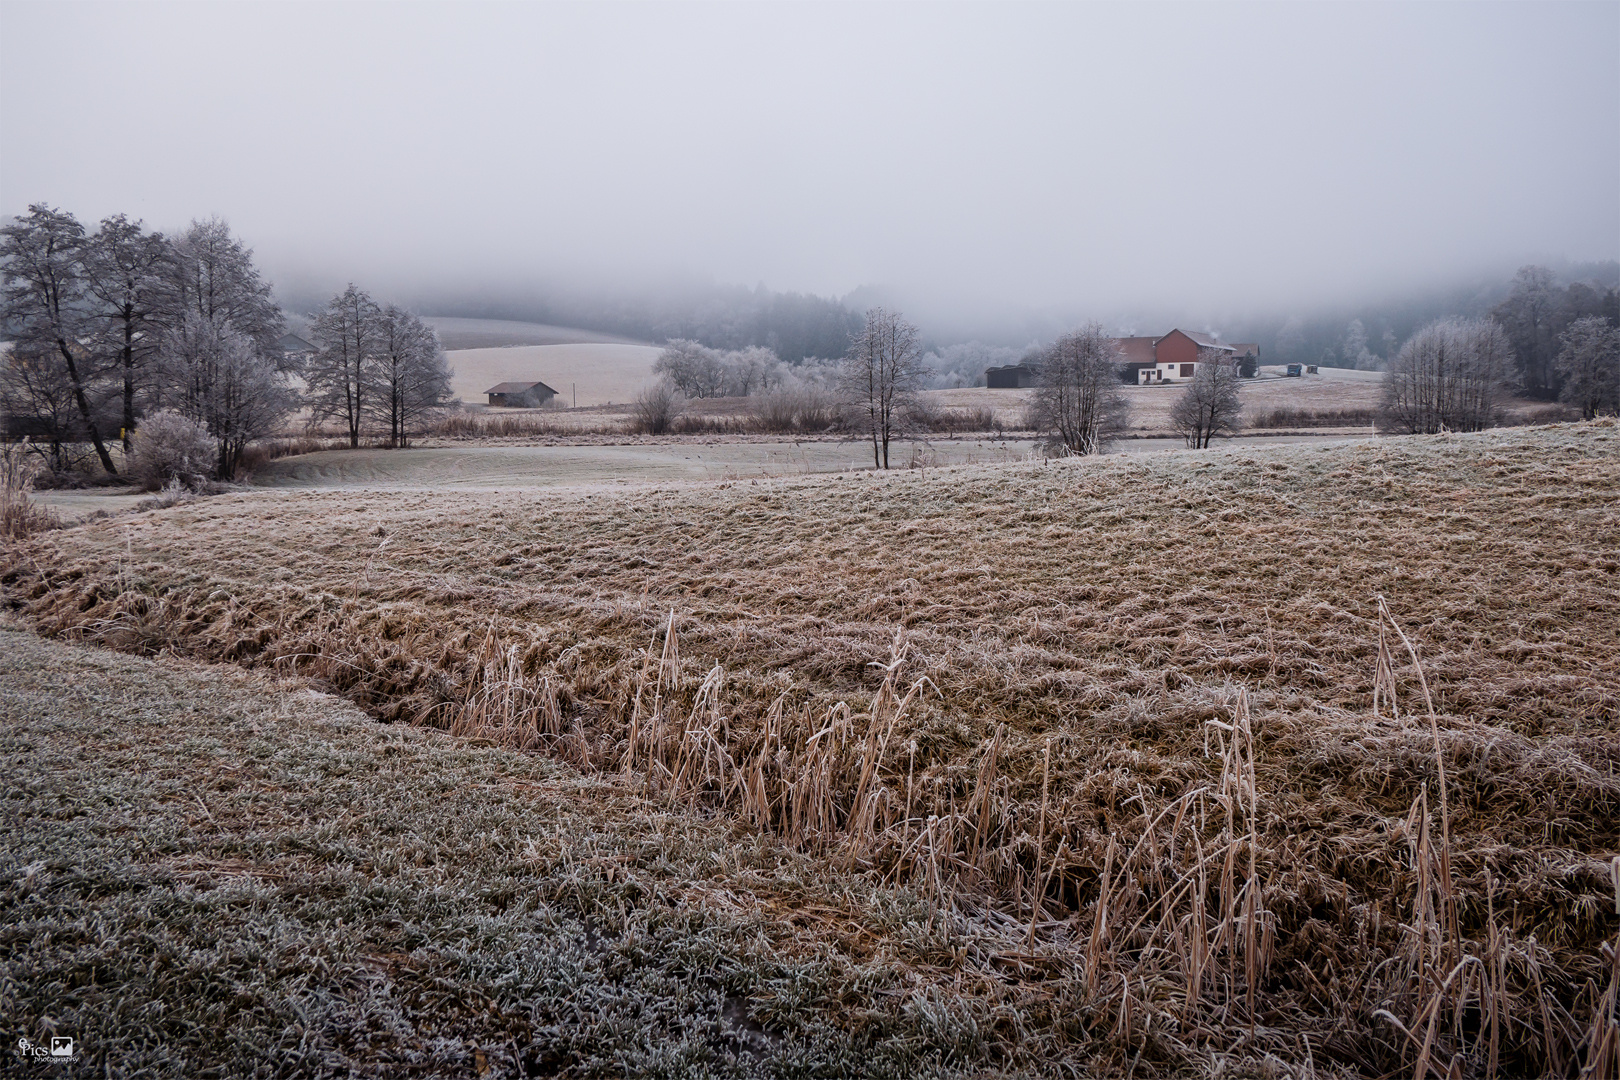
[1, 440, 63, 540]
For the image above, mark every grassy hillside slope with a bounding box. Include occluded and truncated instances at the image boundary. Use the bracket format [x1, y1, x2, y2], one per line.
[0, 632, 1023, 1078]
[5, 421, 1618, 1077]
[422, 316, 652, 350]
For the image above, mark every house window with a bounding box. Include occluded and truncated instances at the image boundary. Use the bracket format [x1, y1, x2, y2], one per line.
[1181, 364, 1195, 377]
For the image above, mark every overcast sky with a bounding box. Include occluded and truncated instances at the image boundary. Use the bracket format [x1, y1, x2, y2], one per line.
[2, 1, 1616, 325]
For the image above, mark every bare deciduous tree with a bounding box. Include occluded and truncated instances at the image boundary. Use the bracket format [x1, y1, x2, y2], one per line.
[841, 307, 927, 469]
[163, 217, 284, 349]
[1028, 324, 1130, 456]
[308, 284, 382, 447]
[1492, 265, 1559, 399]
[0, 342, 92, 472]
[0, 205, 119, 474]
[1169, 349, 1243, 448]
[1554, 316, 1620, 419]
[1379, 318, 1510, 434]
[371, 305, 452, 447]
[82, 214, 168, 452]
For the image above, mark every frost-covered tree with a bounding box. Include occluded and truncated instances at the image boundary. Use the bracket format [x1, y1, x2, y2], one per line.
[1492, 265, 1559, 398]
[920, 342, 1025, 388]
[841, 307, 927, 469]
[0, 341, 92, 472]
[371, 305, 452, 447]
[156, 219, 292, 477]
[82, 214, 169, 451]
[1028, 324, 1129, 456]
[1379, 318, 1510, 434]
[722, 346, 783, 397]
[161, 311, 296, 479]
[1169, 349, 1243, 448]
[0, 205, 119, 474]
[163, 217, 284, 349]
[1342, 319, 1377, 370]
[308, 284, 382, 447]
[1554, 316, 1620, 419]
[1274, 316, 1306, 364]
[654, 339, 784, 398]
[654, 339, 724, 398]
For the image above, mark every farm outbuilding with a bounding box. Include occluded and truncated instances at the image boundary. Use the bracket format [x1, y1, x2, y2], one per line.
[274, 333, 317, 359]
[1117, 330, 1260, 385]
[985, 363, 1039, 388]
[485, 380, 559, 407]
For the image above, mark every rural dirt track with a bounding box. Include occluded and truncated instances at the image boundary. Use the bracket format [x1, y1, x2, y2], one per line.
[5, 420, 1618, 1077]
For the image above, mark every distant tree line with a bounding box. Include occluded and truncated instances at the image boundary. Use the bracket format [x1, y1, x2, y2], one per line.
[1, 205, 452, 482]
[1231, 263, 1618, 395]
[1376, 307, 1617, 433]
[1489, 266, 1619, 401]
[652, 341, 788, 399]
[432, 283, 865, 365]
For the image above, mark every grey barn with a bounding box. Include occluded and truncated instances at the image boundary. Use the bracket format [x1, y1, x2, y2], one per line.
[985, 363, 1038, 389]
[485, 380, 559, 407]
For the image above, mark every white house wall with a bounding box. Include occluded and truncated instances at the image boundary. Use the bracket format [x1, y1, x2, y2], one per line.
[1140, 363, 1200, 384]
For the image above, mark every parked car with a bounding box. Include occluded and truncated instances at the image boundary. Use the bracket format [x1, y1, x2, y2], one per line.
[1286, 363, 1303, 377]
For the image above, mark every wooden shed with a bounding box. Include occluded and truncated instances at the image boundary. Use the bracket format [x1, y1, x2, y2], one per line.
[485, 380, 559, 407]
[985, 363, 1039, 389]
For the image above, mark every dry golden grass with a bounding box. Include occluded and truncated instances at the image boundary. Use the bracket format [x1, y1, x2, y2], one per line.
[5, 419, 1618, 1077]
[0, 439, 62, 538]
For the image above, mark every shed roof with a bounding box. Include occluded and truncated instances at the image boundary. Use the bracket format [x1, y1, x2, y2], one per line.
[485, 380, 558, 395]
[1176, 329, 1235, 352]
[1115, 336, 1159, 365]
[275, 333, 316, 353]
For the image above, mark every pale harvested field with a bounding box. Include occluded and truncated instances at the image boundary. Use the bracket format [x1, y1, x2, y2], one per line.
[30, 435, 1352, 521]
[445, 343, 663, 407]
[421, 315, 651, 350]
[254, 438, 1038, 490]
[932, 366, 1562, 433]
[5, 420, 1618, 1077]
[248, 437, 1378, 493]
[930, 368, 1381, 430]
